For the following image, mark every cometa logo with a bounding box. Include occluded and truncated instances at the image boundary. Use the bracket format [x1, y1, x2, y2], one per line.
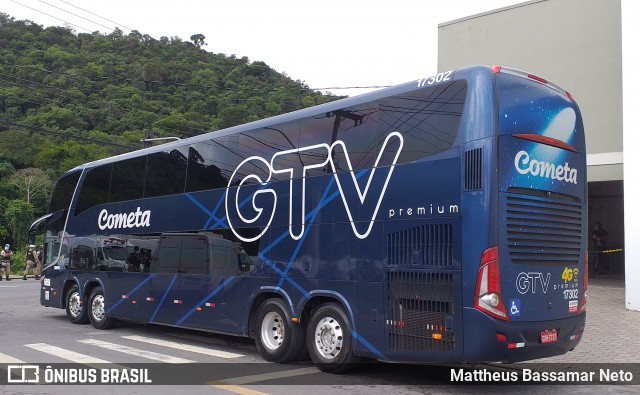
[98, 207, 151, 230]
[514, 150, 578, 184]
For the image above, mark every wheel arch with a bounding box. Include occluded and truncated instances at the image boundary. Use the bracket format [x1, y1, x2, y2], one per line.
[61, 277, 82, 308]
[299, 290, 357, 332]
[246, 287, 294, 339]
[62, 277, 104, 308]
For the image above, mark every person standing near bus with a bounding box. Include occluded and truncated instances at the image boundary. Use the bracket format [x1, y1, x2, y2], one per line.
[592, 222, 609, 275]
[1, 244, 14, 281]
[23, 245, 41, 280]
[38, 245, 44, 267]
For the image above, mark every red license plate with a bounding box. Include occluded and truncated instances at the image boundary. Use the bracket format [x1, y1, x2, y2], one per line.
[540, 329, 558, 344]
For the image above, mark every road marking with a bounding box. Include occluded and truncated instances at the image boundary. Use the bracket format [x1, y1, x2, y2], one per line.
[166, 332, 256, 351]
[78, 339, 195, 363]
[0, 352, 25, 364]
[209, 367, 320, 395]
[25, 343, 111, 364]
[167, 332, 230, 345]
[122, 335, 243, 359]
[210, 384, 269, 395]
[214, 367, 320, 385]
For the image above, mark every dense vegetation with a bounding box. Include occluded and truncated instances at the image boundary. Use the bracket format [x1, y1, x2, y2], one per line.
[0, 13, 341, 255]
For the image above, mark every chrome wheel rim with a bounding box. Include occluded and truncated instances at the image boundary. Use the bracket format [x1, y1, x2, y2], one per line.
[68, 291, 82, 318]
[260, 311, 284, 350]
[91, 294, 106, 322]
[314, 316, 343, 360]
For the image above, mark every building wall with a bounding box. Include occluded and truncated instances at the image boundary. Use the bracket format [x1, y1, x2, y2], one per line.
[622, 0, 640, 311]
[437, 0, 622, 182]
[436, 0, 640, 311]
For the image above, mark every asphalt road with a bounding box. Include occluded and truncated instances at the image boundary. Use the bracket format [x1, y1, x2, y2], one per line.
[0, 279, 636, 394]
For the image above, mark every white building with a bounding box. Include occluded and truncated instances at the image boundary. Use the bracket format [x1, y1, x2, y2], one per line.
[436, 0, 640, 310]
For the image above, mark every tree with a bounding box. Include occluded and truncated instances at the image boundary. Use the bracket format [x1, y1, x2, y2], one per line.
[0, 197, 10, 241]
[0, 11, 341, 204]
[34, 141, 106, 176]
[190, 34, 206, 49]
[4, 199, 34, 249]
[0, 161, 15, 179]
[8, 167, 53, 203]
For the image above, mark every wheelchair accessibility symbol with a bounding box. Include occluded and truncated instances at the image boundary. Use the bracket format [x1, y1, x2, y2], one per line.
[509, 299, 521, 316]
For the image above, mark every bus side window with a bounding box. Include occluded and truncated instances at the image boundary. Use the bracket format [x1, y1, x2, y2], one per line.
[127, 246, 142, 273]
[238, 251, 254, 272]
[70, 248, 81, 269]
[376, 80, 466, 164]
[211, 247, 238, 276]
[180, 247, 208, 275]
[145, 149, 188, 198]
[159, 247, 180, 273]
[186, 136, 240, 193]
[70, 245, 94, 270]
[75, 165, 112, 215]
[110, 157, 146, 203]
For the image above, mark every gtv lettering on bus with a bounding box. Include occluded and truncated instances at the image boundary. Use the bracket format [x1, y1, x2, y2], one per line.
[97, 207, 151, 230]
[225, 132, 404, 242]
[514, 150, 578, 184]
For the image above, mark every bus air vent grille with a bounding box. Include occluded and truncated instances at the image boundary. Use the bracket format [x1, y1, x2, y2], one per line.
[386, 224, 453, 267]
[387, 271, 455, 351]
[506, 191, 582, 266]
[464, 148, 483, 190]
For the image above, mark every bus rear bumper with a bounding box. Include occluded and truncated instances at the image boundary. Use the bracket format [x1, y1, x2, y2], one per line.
[463, 308, 586, 363]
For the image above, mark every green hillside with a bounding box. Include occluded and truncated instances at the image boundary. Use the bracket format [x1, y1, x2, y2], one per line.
[0, 13, 341, 247]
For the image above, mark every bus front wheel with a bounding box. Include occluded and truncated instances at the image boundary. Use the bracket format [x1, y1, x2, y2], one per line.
[307, 303, 360, 373]
[254, 298, 305, 363]
[65, 284, 88, 324]
[88, 286, 116, 330]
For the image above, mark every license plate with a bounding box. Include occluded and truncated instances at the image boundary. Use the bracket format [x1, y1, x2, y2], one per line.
[540, 329, 558, 344]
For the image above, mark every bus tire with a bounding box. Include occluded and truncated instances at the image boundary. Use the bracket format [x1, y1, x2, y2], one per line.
[254, 298, 305, 363]
[65, 284, 88, 324]
[307, 303, 360, 373]
[87, 286, 116, 330]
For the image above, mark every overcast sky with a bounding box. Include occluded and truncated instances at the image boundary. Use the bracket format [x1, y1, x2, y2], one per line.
[5, 0, 526, 96]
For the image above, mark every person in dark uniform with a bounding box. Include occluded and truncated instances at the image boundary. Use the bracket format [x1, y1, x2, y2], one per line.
[1, 244, 14, 281]
[23, 245, 41, 280]
[592, 222, 609, 275]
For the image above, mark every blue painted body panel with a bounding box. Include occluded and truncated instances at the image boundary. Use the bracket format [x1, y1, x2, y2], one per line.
[39, 65, 587, 363]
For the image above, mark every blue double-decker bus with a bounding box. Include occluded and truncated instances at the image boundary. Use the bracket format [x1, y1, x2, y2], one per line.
[30, 65, 587, 372]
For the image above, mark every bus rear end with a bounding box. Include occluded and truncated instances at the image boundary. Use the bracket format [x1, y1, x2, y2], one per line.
[466, 67, 587, 362]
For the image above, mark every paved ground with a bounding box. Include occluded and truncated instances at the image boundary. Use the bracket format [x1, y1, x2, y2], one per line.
[4, 273, 637, 365]
[534, 276, 638, 363]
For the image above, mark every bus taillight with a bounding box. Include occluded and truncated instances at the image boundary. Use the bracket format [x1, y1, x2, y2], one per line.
[527, 74, 548, 84]
[474, 247, 510, 321]
[579, 251, 588, 313]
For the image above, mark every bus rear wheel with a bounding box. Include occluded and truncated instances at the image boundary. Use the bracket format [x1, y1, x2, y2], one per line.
[307, 303, 360, 373]
[88, 286, 116, 330]
[254, 298, 305, 363]
[65, 284, 88, 324]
